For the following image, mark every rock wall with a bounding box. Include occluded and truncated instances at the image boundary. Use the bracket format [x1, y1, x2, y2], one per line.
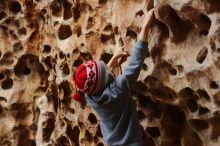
[0, 0, 220, 146]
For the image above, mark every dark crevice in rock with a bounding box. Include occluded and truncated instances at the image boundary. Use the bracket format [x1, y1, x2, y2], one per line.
[58, 25, 72, 40]
[88, 113, 97, 125]
[1, 78, 13, 90]
[9, 0, 21, 14]
[50, 0, 62, 17]
[42, 112, 56, 142]
[189, 119, 209, 131]
[146, 127, 160, 138]
[63, 0, 72, 20]
[196, 47, 208, 64]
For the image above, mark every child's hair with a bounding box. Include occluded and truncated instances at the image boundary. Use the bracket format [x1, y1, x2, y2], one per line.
[72, 60, 113, 101]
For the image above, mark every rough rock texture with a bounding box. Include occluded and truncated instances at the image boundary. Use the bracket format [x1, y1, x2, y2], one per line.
[0, 0, 220, 146]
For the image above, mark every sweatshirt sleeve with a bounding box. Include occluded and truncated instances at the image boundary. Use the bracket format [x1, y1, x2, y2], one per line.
[119, 39, 148, 89]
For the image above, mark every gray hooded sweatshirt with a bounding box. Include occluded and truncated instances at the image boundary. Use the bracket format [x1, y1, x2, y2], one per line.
[85, 40, 148, 146]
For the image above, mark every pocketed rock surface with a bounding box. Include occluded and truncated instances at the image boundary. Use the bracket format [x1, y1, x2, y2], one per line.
[0, 0, 220, 146]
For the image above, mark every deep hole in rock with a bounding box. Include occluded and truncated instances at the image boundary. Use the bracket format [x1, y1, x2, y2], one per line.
[119, 37, 124, 46]
[17, 127, 32, 146]
[23, 67, 31, 75]
[198, 106, 210, 115]
[85, 130, 92, 142]
[87, 17, 94, 29]
[150, 47, 163, 62]
[88, 113, 97, 125]
[14, 20, 20, 27]
[169, 67, 177, 75]
[186, 99, 198, 112]
[73, 58, 83, 67]
[42, 56, 54, 69]
[97, 143, 104, 146]
[100, 33, 115, 44]
[143, 132, 156, 146]
[58, 25, 72, 40]
[69, 108, 75, 114]
[180, 6, 211, 36]
[18, 27, 27, 35]
[94, 135, 98, 143]
[199, 14, 211, 36]
[43, 45, 51, 53]
[50, 0, 62, 16]
[182, 131, 203, 146]
[73, 47, 80, 54]
[177, 65, 184, 72]
[80, 2, 93, 12]
[98, 0, 107, 5]
[24, 0, 34, 8]
[178, 87, 199, 100]
[56, 136, 70, 146]
[72, 126, 80, 146]
[210, 39, 216, 51]
[196, 47, 208, 64]
[42, 112, 55, 142]
[14, 54, 45, 77]
[114, 26, 119, 34]
[197, 89, 211, 101]
[136, 81, 148, 92]
[86, 31, 94, 39]
[157, 5, 192, 43]
[104, 24, 113, 32]
[0, 104, 3, 113]
[210, 81, 219, 89]
[135, 10, 144, 17]
[73, 3, 81, 21]
[1, 78, 13, 90]
[150, 86, 178, 104]
[126, 28, 137, 40]
[59, 80, 72, 97]
[4, 18, 12, 25]
[210, 116, 220, 140]
[146, 127, 160, 138]
[202, 0, 220, 13]
[13, 41, 23, 52]
[0, 11, 6, 20]
[28, 30, 39, 44]
[80, 52, 92, 61]
[100, 52, 113, 64]
[0, 73, 4, 80]
[41, 8, 47, 14]
[76, 26, 82, 37]
[9, 0, 21, 14]
[138, 93, 157, 109]
[63, 0, 72, 20]
[96, 125, 103, 137]
[38, 10, 45, 22]
[19, 138, 36, 146]
[138, 110, 146, 120]
[59, 51, 65, 59]
[142, 63, 148, 71]
[62, 63, 70, 76]
[10, 102, 30, 119]
[144, 75, 160, 89]
[189, 119, 209, 131]
[163, 105, 186, 126]
[67, 125, 77, 144]
[30, 123, 37, 131]
[0, 52, 14, 65]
